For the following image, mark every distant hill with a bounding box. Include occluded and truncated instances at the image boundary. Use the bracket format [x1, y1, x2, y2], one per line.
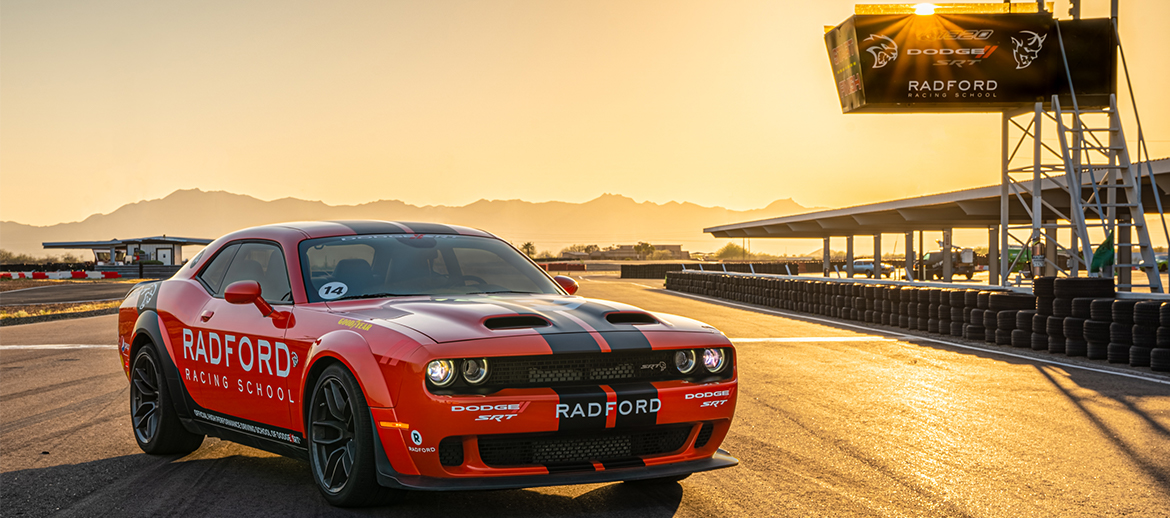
[0, 189, 814, 258]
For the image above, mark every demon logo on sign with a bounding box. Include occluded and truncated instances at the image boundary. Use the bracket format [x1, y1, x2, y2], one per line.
[1011, 31, 1046, 69]
[864, 34, 898, 68]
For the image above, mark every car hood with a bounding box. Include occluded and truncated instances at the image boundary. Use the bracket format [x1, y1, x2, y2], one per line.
[322, 294, 718, 344]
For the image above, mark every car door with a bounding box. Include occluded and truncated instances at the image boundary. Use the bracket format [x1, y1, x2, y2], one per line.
[185, 241, 296, 430]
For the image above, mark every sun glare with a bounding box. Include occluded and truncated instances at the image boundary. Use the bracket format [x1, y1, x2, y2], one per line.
[914, 3, 938, 15]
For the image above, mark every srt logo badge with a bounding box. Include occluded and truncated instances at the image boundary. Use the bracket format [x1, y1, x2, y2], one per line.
[1011, 31, 1046, 69]
[865, 34, 898, 68]
[410, 430, 423, 446]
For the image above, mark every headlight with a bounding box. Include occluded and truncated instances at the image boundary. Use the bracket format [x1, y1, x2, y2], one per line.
[674, 350, 696, 374]
[462, 358, 489, 384]
[426, 359, 456, 386]
[702, 348, 727, 373]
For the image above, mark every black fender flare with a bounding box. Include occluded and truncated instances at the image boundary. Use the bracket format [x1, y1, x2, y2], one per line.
[132, 310, 195, 422]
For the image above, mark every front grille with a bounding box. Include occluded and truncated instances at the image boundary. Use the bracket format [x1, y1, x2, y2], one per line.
[478, 426, 691, 467]
[439, 437, 463, 466]
[429, 349, 734, 395]
[490, 351, 675, 387]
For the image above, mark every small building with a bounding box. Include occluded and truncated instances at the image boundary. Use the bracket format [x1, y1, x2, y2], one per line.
[42, 236, 213, 266]
[589, 244, 691, 260]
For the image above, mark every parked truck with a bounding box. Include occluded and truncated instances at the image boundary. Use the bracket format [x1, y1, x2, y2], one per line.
[915, 246, 977, 280]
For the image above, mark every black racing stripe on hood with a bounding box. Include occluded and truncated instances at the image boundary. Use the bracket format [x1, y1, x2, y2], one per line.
[597, 331, 652, 351]
[397, 222, 457, 234]
[488, 299, 602, 353]
[330, 221, 409, 234]
[611, 382, 659, 429]
[553, 386, 607, 432]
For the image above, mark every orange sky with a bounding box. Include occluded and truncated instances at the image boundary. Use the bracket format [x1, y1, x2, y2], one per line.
[2, 1, 1167, 254]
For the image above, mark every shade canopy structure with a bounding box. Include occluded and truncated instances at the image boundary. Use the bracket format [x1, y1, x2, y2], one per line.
[705, 158, 1169, 239]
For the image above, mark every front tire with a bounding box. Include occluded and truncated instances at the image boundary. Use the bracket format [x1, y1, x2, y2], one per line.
[131, 343, 204, 455]
[308, 364, 395, 507]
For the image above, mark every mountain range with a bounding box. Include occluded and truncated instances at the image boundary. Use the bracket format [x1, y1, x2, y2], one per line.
[0, 189, 813, 258]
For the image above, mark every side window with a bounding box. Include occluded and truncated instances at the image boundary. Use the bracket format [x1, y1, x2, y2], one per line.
[197, 244, 241, 295]
[221, 242, 293, 304]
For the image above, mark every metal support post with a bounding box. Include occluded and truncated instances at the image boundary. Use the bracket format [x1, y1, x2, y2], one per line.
[999, 111, 1010, 287]
[873, 234, 882, 282]
[1119, 216, 1132, 291]
[942, 228, 953, 282]
[905, 231, 914, 281]
[918, 231, 925, 281]
[1053, 223, 1062, 279]
[989, 225, 999, 284]
[845, 236, 854, 278]
[823, 237, 831, 277]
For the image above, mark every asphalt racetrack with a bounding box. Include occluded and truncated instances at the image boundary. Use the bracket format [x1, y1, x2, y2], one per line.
[0, 283, 137, 306]
[2, 276, 1169, 516]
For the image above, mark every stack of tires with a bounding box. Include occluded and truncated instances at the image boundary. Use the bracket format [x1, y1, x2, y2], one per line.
[1049, 277, 1115, 356]
[962, 290, 979, 338]
[989, 292, 1036, 346]
[1013, 308, 1036, 347]
[1153, 303, 1170, 372]
[1084, 299, 1114, 360]
[948, 290, 965, 336]
[1032, 277, 1056, 350]
[967, 291, 987, 340]
[1131, 301, 1161, 367]
[1064, 297, 1095, 357]
[1109, 299, 1139, 363]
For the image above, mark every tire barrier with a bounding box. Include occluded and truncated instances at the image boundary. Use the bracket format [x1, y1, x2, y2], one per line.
[664, 271, 1170, 372]
[1153, 303, 1170, 372]
[1, 270, 121, 280]
[622, 262, 816, 279]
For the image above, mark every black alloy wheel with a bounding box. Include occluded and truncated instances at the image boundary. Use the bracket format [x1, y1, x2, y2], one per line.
[308, 364, 392, 507]
[130, 344, 203, 454]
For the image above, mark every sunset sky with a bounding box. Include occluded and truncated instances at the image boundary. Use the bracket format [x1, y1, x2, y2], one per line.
[2, 0, 1167, 254]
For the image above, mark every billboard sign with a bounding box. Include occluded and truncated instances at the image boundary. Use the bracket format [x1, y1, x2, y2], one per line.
[826, 14, 1115, 113]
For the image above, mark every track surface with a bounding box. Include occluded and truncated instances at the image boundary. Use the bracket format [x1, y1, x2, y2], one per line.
[2, 277, 1169, 516]
[0, 283, 136, 306]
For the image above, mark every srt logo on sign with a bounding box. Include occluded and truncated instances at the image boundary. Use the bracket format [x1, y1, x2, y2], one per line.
[865, 34, 898, 68]
[1011, 31, 1046, 69]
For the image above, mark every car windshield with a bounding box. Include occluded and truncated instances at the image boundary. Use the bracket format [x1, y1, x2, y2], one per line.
[299, 234, 561, 302]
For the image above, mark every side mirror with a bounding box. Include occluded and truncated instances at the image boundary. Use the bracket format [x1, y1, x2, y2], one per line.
[553, 275, 579, 296]
[224, 280, 274, 317]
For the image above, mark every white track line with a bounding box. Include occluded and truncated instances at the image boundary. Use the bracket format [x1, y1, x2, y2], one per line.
[731, 337, 896, 343]
[0, 298, 122, 307]
[666, 290, 1170, 387]
[0, 344, 117, 350]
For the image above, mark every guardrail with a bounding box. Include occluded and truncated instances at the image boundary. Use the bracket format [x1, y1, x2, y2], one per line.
[665, 271, 1169, 372]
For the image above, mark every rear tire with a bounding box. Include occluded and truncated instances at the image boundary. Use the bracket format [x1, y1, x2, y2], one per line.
[307, 364, 396, 507]
[131, 343, 204, 455]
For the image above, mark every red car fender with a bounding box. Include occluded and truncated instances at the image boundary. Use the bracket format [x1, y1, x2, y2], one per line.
[298, 329, 395, 420]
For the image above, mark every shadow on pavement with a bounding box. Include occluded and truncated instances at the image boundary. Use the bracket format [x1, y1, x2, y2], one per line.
[1, 451, 685, 518]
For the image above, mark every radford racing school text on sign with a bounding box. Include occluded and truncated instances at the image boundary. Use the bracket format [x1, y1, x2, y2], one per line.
[824, 12, 1115, 112]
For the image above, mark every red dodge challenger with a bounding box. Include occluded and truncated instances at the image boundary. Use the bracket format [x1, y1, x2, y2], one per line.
[118, 221, 738, 506]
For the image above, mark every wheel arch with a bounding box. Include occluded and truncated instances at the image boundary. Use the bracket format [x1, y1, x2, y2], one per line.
[298, 330, 395, 430]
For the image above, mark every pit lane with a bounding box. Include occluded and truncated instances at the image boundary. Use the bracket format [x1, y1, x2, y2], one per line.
[2, 277, 1169, 516]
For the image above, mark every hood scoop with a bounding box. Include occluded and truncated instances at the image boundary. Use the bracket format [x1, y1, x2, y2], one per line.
[605, 312, 658, 325]
[484, 315, 550, 330]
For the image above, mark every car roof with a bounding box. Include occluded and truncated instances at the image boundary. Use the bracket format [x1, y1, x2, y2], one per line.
[227, 220, 498, 240]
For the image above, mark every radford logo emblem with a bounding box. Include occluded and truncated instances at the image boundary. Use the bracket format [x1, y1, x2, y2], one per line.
[1011, 31, 1046, 69]
[865, 34, 898, 68]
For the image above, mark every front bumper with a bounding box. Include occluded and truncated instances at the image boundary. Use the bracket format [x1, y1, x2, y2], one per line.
[372, 436, 738, 491]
